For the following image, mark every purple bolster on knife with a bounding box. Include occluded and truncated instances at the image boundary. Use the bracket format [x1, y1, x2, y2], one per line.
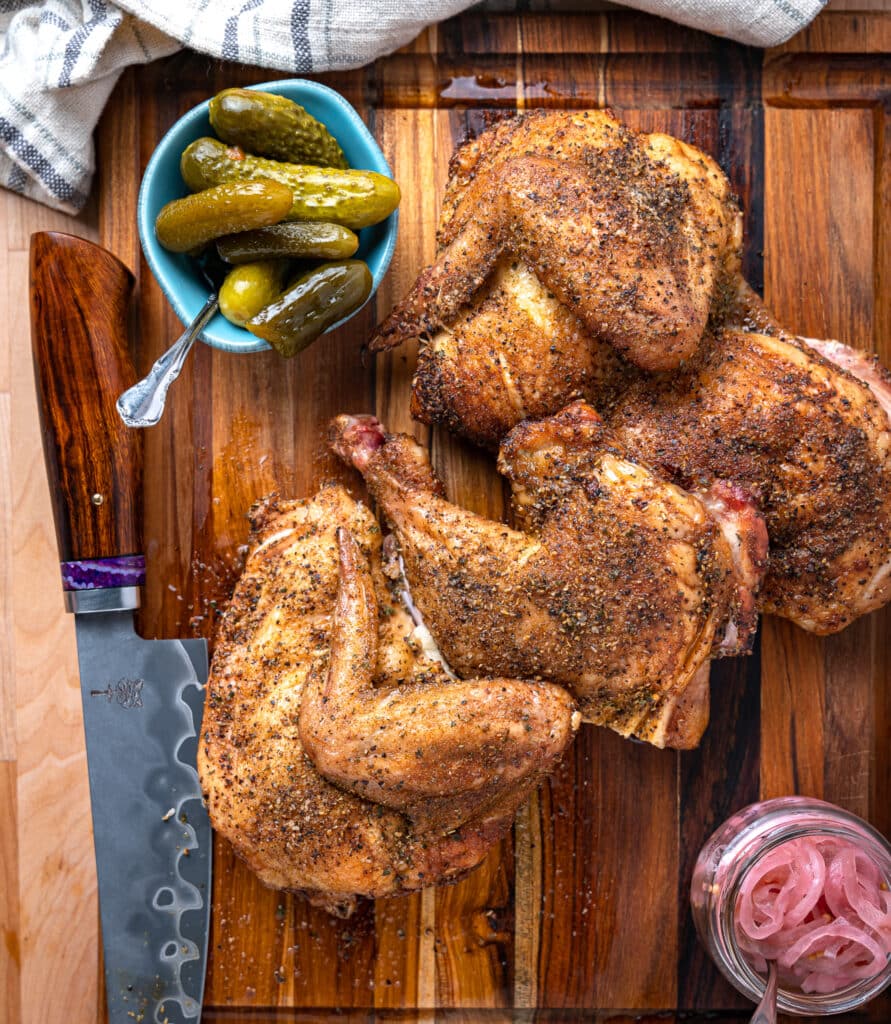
[61, 555, 146, 590]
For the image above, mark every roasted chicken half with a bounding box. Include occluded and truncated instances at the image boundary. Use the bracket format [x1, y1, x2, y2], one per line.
[367, 109, 779, 451]
[330, 403, 768, 749]
[370, 109, 743, 374]
[198, 485, 577, 914]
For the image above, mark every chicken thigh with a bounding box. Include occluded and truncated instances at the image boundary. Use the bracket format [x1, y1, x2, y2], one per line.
[611, 329, 891, 633]
[198, 485, 577, 914]
[330, 402, 768, 749]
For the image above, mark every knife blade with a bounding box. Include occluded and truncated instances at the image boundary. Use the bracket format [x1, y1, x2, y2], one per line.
[29, 231, 212, 1024]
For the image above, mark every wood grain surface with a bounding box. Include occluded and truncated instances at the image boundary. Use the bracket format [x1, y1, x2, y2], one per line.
[30, 233, 141, 564]
[1, 4, 890, 1024]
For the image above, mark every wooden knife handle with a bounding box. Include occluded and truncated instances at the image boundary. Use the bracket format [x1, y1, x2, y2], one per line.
[30, 232, 143, 571]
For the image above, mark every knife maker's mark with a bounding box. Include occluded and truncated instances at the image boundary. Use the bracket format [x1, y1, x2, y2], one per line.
[90, 678, 144, 708]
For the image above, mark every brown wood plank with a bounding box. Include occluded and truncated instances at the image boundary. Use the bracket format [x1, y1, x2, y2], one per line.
[773, 11, 891, 52]
[762, 105, 882, 819]
[764, 52, 891, 106]
[413, 102, 518, 1014]
[677, 653, 761, 1011]
[371, 103, 448, 1012]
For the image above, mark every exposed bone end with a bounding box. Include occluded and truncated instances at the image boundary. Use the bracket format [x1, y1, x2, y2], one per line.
[328, 414, 386, 471]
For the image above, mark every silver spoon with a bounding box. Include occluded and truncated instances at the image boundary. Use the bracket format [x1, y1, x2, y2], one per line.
[116, 293, 218, 428]
[750, 960, 778, 1024]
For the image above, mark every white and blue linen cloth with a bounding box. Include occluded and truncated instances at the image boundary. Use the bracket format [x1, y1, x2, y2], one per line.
[0, 0, 827, 214]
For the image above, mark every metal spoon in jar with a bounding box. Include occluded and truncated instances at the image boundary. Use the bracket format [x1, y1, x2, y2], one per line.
[749, 960, 778, 1024]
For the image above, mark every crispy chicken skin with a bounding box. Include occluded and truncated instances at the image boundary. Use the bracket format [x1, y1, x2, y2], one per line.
[368, 110, 891, 634]
[407, 269, 776, 454]
[330, 403, 767, 749]
[611, 329, 891, 633]
[370, 109, 742, 373]
[198, 485, 577, 914]
[411, 258, 635, 450]
[299, 527, 578, 832]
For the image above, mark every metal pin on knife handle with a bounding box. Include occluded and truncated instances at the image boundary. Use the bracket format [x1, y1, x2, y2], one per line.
[116, 293, 218, 428]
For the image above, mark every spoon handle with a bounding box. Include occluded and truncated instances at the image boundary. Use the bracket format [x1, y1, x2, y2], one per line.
[750, 960, 779, 1024]
[116, 294, 218, 428]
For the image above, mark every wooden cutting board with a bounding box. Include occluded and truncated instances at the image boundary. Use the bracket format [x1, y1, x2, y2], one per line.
[88, 7, 891, 1020]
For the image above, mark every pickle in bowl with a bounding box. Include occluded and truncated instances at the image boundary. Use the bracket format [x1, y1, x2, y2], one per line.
[154, 179, 293, 253]
[247, 260, 372, 357]
[181, 137, 400, 229]
[219, 260, 290, 327]
[217, 222, 359, 264]
[209, 88, 348, 169]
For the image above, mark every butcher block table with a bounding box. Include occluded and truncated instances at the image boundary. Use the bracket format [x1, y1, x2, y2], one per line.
[2, 2, 891, 1021]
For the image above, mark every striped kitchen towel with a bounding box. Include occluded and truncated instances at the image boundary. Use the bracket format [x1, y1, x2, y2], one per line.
[1, 0, 827, 215]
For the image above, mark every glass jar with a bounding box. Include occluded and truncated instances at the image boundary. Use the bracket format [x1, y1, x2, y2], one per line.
[691, 796, 891, 1016]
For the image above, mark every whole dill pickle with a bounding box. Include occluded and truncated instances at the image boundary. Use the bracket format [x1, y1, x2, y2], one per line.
[209, 88, 348, 169]
[247, 260, 372, 357]
[218, 260, 289, 327]
[154, 180, 293, 253]
[181, 137, 399, 229]
[217, 222, 359, 264]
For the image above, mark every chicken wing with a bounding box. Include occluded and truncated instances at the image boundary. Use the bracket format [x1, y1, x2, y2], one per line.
[330, 402, 767, 749]
[299, 526, 578, 832]
[370, 109, 743, 373]
[198, 485, 577, 914]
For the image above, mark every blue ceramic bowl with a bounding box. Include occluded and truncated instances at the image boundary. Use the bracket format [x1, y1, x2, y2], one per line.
[137, 79, 398, 353]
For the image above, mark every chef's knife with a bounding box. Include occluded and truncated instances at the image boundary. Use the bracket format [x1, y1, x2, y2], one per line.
[30, 231, 212, 1024]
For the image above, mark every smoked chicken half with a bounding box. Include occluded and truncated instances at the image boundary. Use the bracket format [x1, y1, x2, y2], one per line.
[330, 403, 768, 749]
[197, 485, 577, 914]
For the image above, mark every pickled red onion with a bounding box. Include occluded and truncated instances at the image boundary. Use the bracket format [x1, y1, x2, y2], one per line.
[735, 836, 891, 995]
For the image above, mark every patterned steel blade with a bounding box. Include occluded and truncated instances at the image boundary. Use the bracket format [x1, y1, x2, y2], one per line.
[74, 610, 211, 1024]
